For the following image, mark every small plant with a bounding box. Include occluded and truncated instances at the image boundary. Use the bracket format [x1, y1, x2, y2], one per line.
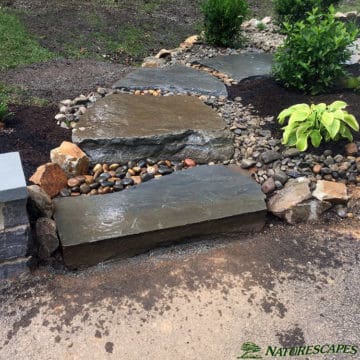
[273, 0, 340, 26]
[201, 0, 248, 47]
[278, 101, 359, 151]
[256, 22, 266, 31]
[272, 7, 358, 95]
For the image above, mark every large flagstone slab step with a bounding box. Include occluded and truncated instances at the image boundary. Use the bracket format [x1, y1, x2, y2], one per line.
[72, 93, 234, 164]
[193, 53, 273, 82]
[54, 165, 266, 268]
[112, 64, 227, 97]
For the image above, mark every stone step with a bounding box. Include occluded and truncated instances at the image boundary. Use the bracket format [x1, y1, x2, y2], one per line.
[72, 93, 234, 164]
[112, 64, 227, 97]
[193, 53, 273, 82]
[54, 165, 266, 268]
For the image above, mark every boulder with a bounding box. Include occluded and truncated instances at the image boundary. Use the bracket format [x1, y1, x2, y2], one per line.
[29, 163, 68, 198]
[35, 217, 59, 259]
[267, 177, 312, 221]
[312, 180, 348, 204]
[50, 141, 89, 177]
[27, 185, 53, 219]
[73, 94, 234, 164]
[284, 199, 332, 225]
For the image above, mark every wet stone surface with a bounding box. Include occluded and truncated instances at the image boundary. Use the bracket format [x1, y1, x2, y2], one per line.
[72, 94, 234, 164]
[112, 64, 227, 97]
[54, 165, 266, 268]
[193, 53, 273, 82]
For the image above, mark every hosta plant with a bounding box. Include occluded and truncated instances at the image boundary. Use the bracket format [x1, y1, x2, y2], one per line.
[278, 101, 359, 151]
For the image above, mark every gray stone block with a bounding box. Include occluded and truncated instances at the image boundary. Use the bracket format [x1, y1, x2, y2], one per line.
[54, 165, 266, 268]
[0, 225, 30, 261]
[112, 64, 227, 97]
[0, 257, 30, 280]
[0, 152, 27, 202]
[73, 94, 234, 164]
[1, 198, 29, 229]
[193, 53, 273, 82]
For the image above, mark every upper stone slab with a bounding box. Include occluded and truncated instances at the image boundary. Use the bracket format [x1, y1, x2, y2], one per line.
[193, 53, 273, 82]
[73, 94, 234, 164]
[112, 64, 227, 97]
[54, 165, 266, 267]
[0, 152, 27, 202]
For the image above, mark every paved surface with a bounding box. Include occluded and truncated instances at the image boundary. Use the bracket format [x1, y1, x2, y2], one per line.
[112, 64, 227, 97]
[54, 165, 266, 267]
[194, 53, 273, 82]
[0, 218, 359, 360]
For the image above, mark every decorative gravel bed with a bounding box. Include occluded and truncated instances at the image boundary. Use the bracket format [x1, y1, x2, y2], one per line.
[58, 158, 199, 197]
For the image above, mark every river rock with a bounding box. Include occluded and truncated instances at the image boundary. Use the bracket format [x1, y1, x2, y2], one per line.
[73, 94, 234, 164]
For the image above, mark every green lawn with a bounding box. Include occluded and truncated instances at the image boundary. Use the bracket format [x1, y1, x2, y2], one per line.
[0, 9, 54, 71]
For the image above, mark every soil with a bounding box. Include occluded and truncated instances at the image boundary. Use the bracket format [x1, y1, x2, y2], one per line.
[0, 104, 71, 181]
[0, 59, 134, 103]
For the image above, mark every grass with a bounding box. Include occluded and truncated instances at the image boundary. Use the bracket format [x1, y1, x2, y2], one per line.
[0, 83, 49, 107]
[337, 0, 360, 12]
[0, 9, 55, 71]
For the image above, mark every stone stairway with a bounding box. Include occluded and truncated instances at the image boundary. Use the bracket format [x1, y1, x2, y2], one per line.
[54, 53, 274, 267]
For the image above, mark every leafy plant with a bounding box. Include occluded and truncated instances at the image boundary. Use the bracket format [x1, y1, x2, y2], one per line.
[200, 0, 248, 47]
[273, 0, 341, 26]
[272, 7, 358, 95]
[278, 101, 359, 151]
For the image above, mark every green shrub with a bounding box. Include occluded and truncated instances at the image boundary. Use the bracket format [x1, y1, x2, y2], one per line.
[201, 0, 248, 47]
[278, 101, 359, 151]
[274, 0, 341, 25]
[272, 7, 358, 95]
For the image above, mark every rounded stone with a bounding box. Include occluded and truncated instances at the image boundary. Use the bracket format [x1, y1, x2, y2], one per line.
[121, 178, 135, 186]
[59, 188, 71, 197]
[158, 166, 174, 175]
[184, 158, 196, 167]
[67, 178, 81, 187]
[80, 183, 91, 194]
[141, 172, 154, 182]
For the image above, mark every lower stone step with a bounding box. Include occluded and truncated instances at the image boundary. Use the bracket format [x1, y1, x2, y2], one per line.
[54, 165, 266, 268]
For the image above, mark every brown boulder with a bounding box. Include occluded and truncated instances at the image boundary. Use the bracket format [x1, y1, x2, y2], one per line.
[345, 142, 358, 156]
[312, 180, 348, 204]
[29, 163, 68, 198]
[50, 141, 89, 177]
[267, 177, 312, 216]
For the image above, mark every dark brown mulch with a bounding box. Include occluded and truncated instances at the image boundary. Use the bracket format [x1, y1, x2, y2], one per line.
[0, 104, 71, 181]
[228, 73, 360, 155]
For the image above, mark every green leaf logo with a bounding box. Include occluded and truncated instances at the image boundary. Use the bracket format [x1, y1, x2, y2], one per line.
[238, 342, 262, 359]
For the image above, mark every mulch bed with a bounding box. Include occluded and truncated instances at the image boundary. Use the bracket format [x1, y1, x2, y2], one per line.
[0, 104, 71, 181]
[228, 73, 360, 155]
